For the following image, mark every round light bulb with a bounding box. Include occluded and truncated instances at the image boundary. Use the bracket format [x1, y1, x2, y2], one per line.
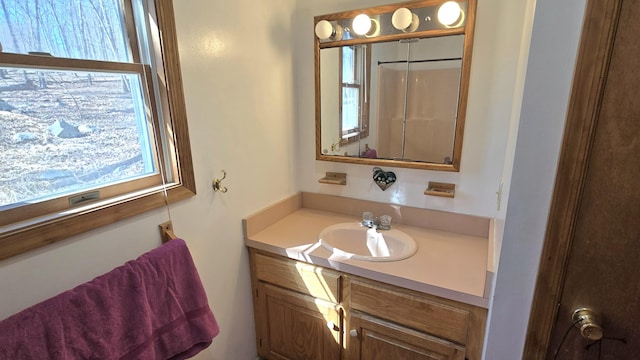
[315, 20, 342, 40]
[352, 14, 372, 35]
[315, 20, 333, 40]
[438, 1, 462, 26]
[392, 8, 419, 32]
[392, 8, 412, 30]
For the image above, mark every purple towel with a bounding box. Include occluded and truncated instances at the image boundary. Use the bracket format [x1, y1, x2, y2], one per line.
[0, 239, 219, 360]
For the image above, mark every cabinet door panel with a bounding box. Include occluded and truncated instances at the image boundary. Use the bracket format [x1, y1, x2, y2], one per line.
[262, 284, 341, 360]
[348, 311, 465, 360]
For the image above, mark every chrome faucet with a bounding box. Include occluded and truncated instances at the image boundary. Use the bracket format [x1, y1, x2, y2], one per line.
[362, 212, 392, 230]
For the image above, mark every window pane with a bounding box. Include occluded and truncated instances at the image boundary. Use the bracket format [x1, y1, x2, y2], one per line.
[0, 0, 131, 62]
[341, 87, 359, 133]
[0, 67, 157, 207]
[342, 46, 355, 84]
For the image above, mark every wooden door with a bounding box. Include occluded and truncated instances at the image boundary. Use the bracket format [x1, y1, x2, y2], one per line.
[258, 283, 341, 360]
[347, 311, 465, 360]
[525, 0, 640, 358]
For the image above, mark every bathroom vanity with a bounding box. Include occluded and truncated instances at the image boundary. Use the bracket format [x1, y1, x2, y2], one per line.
[244, 193, 492, 360]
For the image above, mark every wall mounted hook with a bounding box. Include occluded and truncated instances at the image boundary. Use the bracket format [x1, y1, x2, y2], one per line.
[212, 170, 228, 193]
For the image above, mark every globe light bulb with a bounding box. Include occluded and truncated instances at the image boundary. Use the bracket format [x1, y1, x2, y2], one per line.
[352, 14, 372, 35]
[438, 1, 462, 26]
[315, 20, 342, 40]
[392, 7, 419, 32]
[315, 20, 333, 39]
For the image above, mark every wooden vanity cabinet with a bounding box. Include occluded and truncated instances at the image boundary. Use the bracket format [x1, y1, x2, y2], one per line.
[249, 249, 487, 360]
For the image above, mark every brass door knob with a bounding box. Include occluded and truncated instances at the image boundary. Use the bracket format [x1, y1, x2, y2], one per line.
[572, 308, 604, 341]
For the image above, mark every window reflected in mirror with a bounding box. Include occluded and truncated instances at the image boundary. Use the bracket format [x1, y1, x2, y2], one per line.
[339, 45, 371, 147]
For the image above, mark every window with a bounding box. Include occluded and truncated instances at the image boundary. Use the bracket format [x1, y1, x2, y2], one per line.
[0, 0, 195, 260]
[339, 44, 370, 146]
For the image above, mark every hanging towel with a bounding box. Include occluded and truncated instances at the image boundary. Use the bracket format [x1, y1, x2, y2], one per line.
[0, 239, 219, 360]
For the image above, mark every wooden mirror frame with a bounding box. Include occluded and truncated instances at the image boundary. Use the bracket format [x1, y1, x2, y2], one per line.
[314, 0, 477, 171]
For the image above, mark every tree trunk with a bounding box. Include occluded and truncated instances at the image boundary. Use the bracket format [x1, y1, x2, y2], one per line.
[0, 0, 21, 52]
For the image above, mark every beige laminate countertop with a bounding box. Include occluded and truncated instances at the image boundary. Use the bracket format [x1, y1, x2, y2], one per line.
[245, 207, 489, 308]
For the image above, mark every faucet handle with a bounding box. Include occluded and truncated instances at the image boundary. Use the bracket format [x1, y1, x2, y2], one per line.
[378, 215, 392, 230]
[362, 211, 375, 227]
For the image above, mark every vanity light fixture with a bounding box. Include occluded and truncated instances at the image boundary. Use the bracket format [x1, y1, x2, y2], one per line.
[315, 1, 469, 43]
[392, 7, 419, 32]
[315, 19, 343, 40]
[437, 1, 463, 26]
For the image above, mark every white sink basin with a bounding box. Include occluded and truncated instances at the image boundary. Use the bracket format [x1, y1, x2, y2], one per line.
[318, 222, 417, 262]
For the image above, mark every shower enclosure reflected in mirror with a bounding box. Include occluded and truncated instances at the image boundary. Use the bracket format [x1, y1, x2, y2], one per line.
[315, 0, 476, 171]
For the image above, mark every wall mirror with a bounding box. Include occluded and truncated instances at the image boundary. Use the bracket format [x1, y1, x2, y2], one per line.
[315, 0, 476, 171]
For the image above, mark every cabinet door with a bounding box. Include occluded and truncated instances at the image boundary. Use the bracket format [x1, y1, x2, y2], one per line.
[347, 311, 465, 360]
[257, 283, 341, 360]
